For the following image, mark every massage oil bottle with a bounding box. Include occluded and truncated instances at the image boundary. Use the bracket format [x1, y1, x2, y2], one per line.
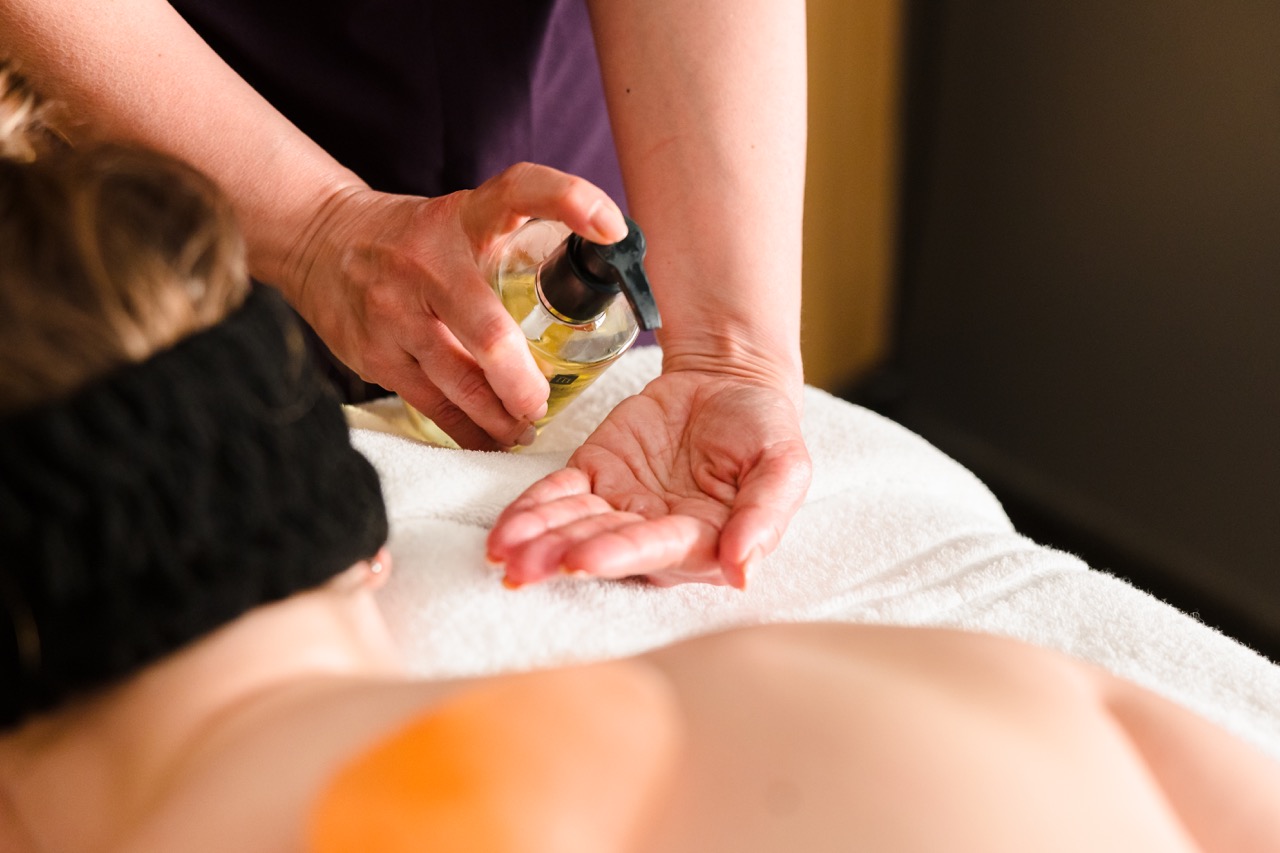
[405, 216, 660, 447]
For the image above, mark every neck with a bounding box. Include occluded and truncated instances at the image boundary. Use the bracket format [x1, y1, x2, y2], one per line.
[0, 583, 403, 852]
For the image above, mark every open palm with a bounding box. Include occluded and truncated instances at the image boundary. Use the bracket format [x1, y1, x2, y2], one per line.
[488, 370, 811, 588]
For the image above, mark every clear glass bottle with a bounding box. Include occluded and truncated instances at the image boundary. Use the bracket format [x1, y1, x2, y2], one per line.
[404, 216, 660, 447]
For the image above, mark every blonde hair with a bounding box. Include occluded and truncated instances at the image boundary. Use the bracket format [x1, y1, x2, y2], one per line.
[0, 61, 250, 415]
[0, 62, 56, 163]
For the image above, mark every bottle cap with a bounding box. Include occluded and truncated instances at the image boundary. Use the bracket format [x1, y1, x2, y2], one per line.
[538, 216, 661, 331]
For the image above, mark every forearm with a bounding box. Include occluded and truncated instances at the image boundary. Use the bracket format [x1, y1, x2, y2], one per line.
[586, 0, 807, 398]
[0, 0, 364, 290]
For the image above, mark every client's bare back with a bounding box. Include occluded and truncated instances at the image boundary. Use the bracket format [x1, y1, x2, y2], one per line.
[110, 622, 1280, 853]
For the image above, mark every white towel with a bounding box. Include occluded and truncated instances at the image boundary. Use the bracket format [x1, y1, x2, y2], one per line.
[352, 347, 1280, 759]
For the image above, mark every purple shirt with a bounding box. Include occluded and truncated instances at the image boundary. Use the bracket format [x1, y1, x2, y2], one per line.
[170, 0, 626, 205]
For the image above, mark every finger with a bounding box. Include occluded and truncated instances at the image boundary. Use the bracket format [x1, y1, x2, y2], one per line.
[488, 469, 593, 561]
[486, 492, 616, 562]
[393, 310, 545, 448]
[716, 442, 813, 587]
[560, 514, 721, 581]
[491, 468, 595, 535]
[378, 348, 507, 452]
[401, 391, 506, 452]
[420, 264, 550, 426]
[465, 162, 627, 246]
[503, 511, 648, 587]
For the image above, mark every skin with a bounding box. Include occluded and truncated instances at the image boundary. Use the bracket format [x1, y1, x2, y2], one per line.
[491, 373, 811, 588]
[0, 0, 812, 587]
[2, 555, 1279, 853]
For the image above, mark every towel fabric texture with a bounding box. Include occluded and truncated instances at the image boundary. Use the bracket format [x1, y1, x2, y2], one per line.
[350, 347, 1280, 759]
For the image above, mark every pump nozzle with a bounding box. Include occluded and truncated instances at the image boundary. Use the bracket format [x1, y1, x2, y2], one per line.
[539, 216, 662, 331]
[571, 216, 661, 332]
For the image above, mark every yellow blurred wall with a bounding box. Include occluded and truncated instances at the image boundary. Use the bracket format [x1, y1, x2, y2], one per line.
[801, 0, 904, 391]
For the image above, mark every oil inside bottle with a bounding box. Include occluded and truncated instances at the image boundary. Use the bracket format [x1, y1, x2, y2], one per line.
[497, 264, 637, 429]
[402, 218, 650, 449]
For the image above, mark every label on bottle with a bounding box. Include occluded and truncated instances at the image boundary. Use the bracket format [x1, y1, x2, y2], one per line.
[538, 368, 608, 425]
[543, 373, 585, 421]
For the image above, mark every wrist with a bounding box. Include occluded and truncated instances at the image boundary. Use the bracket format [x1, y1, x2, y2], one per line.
[658, 330, 804, 406]
[243, 170, 370, 298]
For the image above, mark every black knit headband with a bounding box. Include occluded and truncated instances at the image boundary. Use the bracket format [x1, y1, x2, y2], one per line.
[0, 287, 388, 729]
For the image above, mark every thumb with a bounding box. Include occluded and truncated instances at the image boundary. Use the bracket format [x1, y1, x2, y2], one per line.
[717, 441, 812, 587]
[463, 162, 627, 247]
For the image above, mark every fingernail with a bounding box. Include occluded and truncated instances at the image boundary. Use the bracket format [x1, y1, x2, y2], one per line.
[486, 553, 504, 568]
[502, 575, 522, 590]
[515, 424, 538, 447]
[735, 547, 762, 590]
[588, 199, 627, 244]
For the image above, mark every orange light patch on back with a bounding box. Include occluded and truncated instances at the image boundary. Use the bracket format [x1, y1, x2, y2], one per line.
[308, 660, 682, 853]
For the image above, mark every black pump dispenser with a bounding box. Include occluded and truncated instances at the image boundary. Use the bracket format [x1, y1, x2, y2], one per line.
[537, 216, 661, 331]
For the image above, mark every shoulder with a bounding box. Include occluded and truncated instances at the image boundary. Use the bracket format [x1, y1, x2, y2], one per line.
[308, 660, 682, 853]
[0, 784, 38, 853]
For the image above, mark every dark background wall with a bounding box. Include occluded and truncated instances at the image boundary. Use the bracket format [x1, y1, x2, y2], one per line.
[857, 1, 1280, 658]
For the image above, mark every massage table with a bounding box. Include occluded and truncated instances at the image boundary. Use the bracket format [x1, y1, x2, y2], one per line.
[347, 347, 1280, 760]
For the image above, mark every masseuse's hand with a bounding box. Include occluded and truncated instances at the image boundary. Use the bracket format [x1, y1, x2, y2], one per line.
[487, 370, 811, 588]
[286, 163, 628, 450]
